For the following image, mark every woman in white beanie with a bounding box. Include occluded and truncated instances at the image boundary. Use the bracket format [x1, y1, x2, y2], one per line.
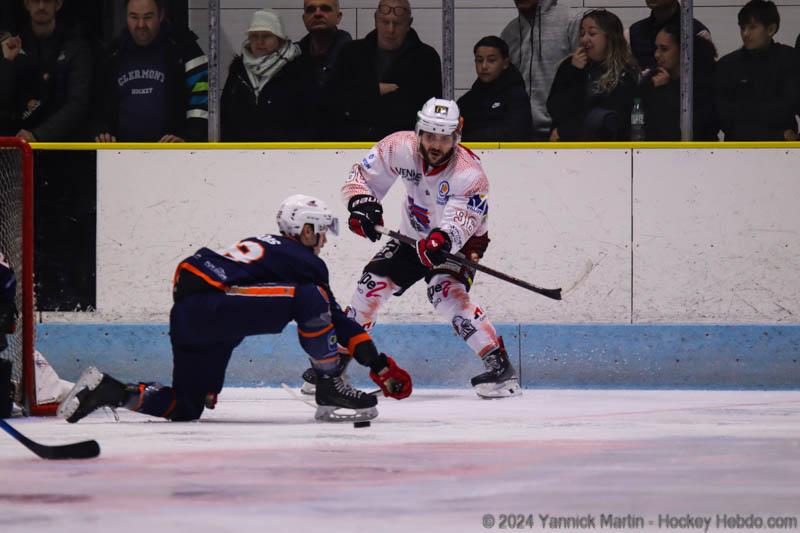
[221, 9, 309, 141]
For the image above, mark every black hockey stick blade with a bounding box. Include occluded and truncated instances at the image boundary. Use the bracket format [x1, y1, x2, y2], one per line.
[374, 226, 562, 300]
[0, 419, 100, 460]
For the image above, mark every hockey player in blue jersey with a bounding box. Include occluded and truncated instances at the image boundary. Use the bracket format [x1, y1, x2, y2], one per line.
[0, 252, 17, 354]
[1, 253, 17, 418]
[57, 194, 412, 423]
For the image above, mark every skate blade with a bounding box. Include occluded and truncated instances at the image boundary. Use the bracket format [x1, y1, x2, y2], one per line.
[314, 405, 378, 423]
[299, 382, 316, 395]
[56, 367, 104, 420]
[474, 378, 523, 399]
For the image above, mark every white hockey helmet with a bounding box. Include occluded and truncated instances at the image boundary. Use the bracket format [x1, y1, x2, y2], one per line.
[276, 194, 339, 237]
[415, 97, 463, 140]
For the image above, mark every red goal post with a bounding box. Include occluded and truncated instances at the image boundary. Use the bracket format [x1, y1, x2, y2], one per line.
[0, 137, 56, 416]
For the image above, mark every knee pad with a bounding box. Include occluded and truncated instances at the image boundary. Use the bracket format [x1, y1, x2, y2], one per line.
[294, 284, 339, 373]
[297, 322, 338, 361]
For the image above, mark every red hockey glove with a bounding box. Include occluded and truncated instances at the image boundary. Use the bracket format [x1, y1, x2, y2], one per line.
[370, 354, 412, 399]
[348, 195, 384, 242]
[461, 232, 490, 261]
[416, 228, 452, 268]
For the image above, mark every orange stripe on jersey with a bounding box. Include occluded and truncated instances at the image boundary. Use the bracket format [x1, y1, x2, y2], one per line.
[298, 323, 334, 338]
[228, 286, 296, 297]
[347, 332, 372, 356]
[176, 262, 229, 291]
[316, 285, 330, 303]
[315, 355, 339, 365]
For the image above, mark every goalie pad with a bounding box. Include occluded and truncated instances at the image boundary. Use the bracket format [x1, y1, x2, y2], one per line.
[34, 350, 75, 405]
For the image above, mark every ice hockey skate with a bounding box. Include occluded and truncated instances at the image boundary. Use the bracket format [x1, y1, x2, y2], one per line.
[314, 374, 377, 422]
[470, 340, 522, 399]
[57, 367, 128, 423]
[300, 355, 352, 395]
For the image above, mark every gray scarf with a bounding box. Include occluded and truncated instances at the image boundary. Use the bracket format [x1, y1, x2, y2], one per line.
[241, 39, 301, 97]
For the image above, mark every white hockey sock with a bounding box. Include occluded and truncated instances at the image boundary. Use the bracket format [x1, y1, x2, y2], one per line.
[347, 272, 398, 330]
[426, 273, 498, 357]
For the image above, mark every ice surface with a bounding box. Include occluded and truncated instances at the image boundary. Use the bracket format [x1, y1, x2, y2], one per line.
[1, 388, 798, 532]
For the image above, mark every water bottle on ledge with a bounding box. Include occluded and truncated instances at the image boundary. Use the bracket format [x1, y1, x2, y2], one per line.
[631, 97, 645, 141]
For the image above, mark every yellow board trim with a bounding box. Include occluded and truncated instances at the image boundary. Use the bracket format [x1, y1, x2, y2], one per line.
[28, 141, 800, 151]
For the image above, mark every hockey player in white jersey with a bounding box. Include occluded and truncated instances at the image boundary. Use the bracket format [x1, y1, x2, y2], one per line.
[304, 98, 520, 398]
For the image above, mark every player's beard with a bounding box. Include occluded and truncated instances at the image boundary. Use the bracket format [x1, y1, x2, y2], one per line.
[418, 143, 454, 167]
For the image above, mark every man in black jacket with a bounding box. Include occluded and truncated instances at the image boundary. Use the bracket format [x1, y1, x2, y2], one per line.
[457, 36, 532, 141]
[715, 0, 799, 141]
[93, 0, 208, 142]
[325, 0, 441, 141]
[627, 0, 711, 73]
[1, 0, 91, 141]
[296, 0, 351, 140]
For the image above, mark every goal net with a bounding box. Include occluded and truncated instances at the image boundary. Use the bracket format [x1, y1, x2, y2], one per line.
[0, 138, 56, 415]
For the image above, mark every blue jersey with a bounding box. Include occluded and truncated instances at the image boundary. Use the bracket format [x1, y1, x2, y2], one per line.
[0, 254, 15, 308]
[175, 234, 364, 343]
[0, 253, 17, 336]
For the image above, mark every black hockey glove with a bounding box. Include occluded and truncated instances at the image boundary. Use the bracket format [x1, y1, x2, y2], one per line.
[416, 228, 451, 268]
[347, 195, 383, 242]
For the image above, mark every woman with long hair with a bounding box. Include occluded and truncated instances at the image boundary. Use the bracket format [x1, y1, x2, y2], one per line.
[640, 23, 719, 140]
[546, 9, 639, 141]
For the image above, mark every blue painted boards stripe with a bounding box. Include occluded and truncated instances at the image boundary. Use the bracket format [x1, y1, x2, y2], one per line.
[36, 324, 800, 389]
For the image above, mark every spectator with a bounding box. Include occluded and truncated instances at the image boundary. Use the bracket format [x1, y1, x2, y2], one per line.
[299, 0, 350, 90]
[326, 0, 441, 141]
[500, 0, 579, 141]
[1, 0, 92, 141]
[546, 9, 638, 141]
[457, 36, 532, 141]
[93, 0, 208, 142]
[715, 0, 799, 141]
[220, 9, 305, 141]
[0, 31, 25, 135]
[296, 0, 351, 140]
[627, 0, 711, 73]
[639, 23, 718, 140]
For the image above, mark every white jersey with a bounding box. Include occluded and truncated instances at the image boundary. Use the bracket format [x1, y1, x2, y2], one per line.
[342, 131, 489, 251]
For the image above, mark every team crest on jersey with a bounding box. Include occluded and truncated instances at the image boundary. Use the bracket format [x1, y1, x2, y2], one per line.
[466, 194, 489, 215]
[437, 181, 450, 205]
[407, 196, 431, 232]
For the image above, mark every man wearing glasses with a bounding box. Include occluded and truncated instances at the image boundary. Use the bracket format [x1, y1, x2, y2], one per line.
[297, 0, 352, 140]
[325, 0, 441, 141]
[299, 0, 351, 90]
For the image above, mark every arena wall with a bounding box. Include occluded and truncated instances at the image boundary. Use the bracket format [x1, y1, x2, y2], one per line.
[37, 147, 800, 387]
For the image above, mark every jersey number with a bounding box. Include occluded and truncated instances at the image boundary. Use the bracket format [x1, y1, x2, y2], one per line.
[221, 240, 264, 264]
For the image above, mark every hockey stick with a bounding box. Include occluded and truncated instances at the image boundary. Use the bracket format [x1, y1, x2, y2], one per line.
[0, 419, 100, 460]
[374, 225, 562, 300]
[280, 383, 316, 408]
